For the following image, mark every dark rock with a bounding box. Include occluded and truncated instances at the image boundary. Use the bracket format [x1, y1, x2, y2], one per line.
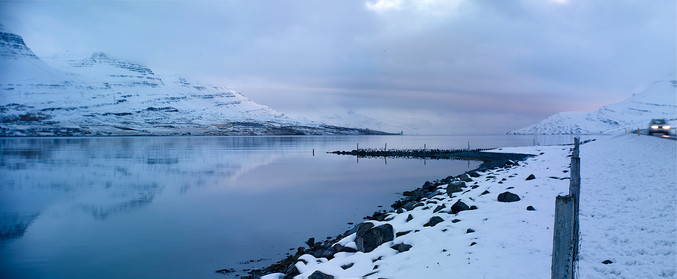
[470, 242, 477, 246]
[215, 268, 235, 274]
[296, 247, 306, 255]
[526, 174, 536, 180]
[363, 271, 378, 277]
[335, 244, 357, 253]
[396, 230, 412, 237]
[466, 228, 475, 234]
[469, 205, 478, 210]
[286, 263, 300, 278]
[366, 211, 387, 221]
[450, 200, 470, 214]
[497, 191, 521, 202]
[422, 181, 437, 191]
[306, 237, 315, 248]
[451, 219, 461, 223]
[319, 246, 338, 259]
[372, 256, 383, 263]
[480, 190, 490, 196]
[396, 208, 404, 214]
[355, 223, 394, 252]
[402, 190, 416, 197]
[458, 174, 473, 182]
[468, 171, 480, 177]
[356, 222, 374, 237]
[391, 243, 413, 253]
[446, 181, 466, 197]
[403, 201, 423, 211]
[405, 214, 413, 222]
[602, 260, 613, 264]
[433, 204, 447, 213]
[309, 270, 335, 279]
[423, 216, 444, 227]
[340, 263, 354, 270]
[391, 199, 406, 210]
[526, 206, 536, 211]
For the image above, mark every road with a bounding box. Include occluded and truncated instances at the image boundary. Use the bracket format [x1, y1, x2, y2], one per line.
[636, 128, 677, 140]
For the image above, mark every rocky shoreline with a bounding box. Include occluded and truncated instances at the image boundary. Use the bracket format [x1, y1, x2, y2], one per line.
[222, 149, 534, 279]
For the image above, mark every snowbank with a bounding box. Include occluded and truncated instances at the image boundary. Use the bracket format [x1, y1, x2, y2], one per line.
[262, 135, 675, 278]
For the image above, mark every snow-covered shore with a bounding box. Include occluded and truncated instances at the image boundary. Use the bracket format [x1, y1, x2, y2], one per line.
[260, 134, 675, 279]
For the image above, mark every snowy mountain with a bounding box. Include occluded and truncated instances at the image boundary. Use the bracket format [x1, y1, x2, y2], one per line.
[0, 26, 391, 136]
[509, 80, 677, 135]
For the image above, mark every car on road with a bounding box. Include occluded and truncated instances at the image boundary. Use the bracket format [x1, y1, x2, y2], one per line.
[648, 119, 670, 135]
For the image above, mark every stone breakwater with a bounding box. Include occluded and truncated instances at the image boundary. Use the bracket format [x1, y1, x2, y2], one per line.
[222, 149, 533, 279]
[330, 148, 532, 171]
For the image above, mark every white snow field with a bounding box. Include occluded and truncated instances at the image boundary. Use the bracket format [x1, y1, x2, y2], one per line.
[510, 80, 677, 135]
[263, 134, 675, 279]
[579, 134, 676, 278]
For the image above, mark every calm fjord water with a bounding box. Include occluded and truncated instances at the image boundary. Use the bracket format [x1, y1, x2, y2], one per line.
[0, 135, 581, 278]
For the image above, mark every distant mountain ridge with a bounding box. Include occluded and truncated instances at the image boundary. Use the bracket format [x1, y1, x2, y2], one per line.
[509, 80, 677, 135]
[0, 25, 391, 136]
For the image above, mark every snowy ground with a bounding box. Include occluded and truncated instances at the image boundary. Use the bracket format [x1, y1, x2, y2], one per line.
[263, 134, 676, 278]
[579, 134, 676, 278]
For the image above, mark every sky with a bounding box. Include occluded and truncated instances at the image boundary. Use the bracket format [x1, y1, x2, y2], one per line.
[1, 0, 675, 134]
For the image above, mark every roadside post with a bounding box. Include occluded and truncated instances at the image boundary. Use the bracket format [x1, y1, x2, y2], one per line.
[551, 137, 581, 279]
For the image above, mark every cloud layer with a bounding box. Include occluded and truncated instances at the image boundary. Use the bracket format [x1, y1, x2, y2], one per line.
[1, 0, 674, 134]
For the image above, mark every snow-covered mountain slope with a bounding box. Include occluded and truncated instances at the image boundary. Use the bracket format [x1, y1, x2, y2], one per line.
[509, 80, 677, 135]
[0, 26, 390, 136]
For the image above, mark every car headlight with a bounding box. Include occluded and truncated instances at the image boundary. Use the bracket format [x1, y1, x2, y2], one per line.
[664, 125, 671, 130]
[651, 125, 659, 129]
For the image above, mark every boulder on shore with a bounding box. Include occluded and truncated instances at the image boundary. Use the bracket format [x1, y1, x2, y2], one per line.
[355, 223, 394, 252]
[446, 181, 466, 197]
[309, 270, 335, 279]
[497, 191, 521, 202]
[423, 216, 444, 227]
[450, 200, 470, 214]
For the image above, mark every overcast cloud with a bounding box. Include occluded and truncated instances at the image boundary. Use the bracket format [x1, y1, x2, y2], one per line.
[1, 0, 675, 134]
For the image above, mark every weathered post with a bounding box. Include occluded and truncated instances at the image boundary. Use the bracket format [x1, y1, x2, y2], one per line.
[569, 137, 581, 276]
[552, 195, 575, 279]
[552, 138, 581, 279]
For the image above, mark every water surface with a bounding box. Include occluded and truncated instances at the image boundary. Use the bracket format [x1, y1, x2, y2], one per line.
[0, 135, 585, 278]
